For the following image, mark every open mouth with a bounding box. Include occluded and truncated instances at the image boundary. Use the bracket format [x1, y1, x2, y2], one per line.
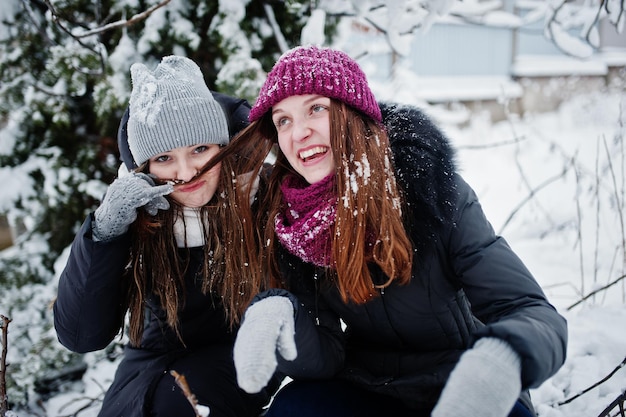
[299, 146, 328, 162]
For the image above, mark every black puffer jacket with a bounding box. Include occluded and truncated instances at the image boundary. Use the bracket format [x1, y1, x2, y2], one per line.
[256, 103, 568, 413]
[53, 92, 279, 417]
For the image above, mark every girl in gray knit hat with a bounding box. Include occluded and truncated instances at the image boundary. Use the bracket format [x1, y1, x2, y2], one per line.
[207, 45, 567, 417]
[53, 56, 279, 417]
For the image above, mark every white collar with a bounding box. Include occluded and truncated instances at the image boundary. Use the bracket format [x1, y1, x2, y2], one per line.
[173, 207, 206, 248]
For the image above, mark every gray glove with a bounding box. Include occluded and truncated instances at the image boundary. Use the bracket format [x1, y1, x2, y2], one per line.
[234, 296, 297, 394]
[432, 337, 522, 417]
[92, 172, 173, 241]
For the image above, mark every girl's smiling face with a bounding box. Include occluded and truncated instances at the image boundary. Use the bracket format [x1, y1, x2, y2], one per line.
[148, 143, 222, 208]
[272, 95, 333, 185]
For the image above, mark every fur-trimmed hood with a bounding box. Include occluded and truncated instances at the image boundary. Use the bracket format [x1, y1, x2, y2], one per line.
[379, 102, 459, 251]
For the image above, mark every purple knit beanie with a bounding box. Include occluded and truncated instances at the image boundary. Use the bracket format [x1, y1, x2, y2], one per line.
[249, 45, 382, 123]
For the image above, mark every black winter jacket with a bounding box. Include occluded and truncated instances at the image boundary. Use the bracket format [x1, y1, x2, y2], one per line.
[53, 93, 279, 417]
[256, 103, 568, 413]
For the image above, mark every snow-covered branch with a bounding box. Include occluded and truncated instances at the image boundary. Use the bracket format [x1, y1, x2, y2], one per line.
[316, 0, 625, 58]
[42, 0, 171, 39]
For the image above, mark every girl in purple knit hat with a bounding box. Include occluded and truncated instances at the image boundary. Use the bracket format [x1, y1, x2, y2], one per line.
[212, 45, 567, 417]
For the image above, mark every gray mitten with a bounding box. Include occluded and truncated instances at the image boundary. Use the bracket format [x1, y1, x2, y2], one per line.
[432, 337, 522, 417]
[234, 296, 297, 393]
[92, 172, 173, 241]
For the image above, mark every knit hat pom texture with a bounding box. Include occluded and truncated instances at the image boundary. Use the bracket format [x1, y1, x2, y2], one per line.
[127, 55, 229, 165]
[249, 45, 381, 123]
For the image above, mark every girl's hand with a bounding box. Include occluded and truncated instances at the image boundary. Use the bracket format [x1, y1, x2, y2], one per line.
[234, 296, 297, 393]
[92, 172, 173, 241]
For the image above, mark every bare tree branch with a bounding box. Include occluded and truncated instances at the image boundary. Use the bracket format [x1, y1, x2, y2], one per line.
[263, 3, 289, 53]
[72, 0, 171, 38]
[20, 0, 53, 46]
[1, 315, 12, 417]
[567, 274, 626, 310]
[55, 376, 107, 417]
[43, 0, 170, 40]
[557, 355, 626, 406]
[57, 394, 104, 417]
[455, 135, 527, 150]
[322, 1, 621, 58]
[596, 390, 626, 417]
[603, 135, 626, 301]
[498, 163, 571, 235]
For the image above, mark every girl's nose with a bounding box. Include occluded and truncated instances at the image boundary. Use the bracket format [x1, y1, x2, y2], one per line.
[175, 161, 199, 183]
[292, 119, 311, 142]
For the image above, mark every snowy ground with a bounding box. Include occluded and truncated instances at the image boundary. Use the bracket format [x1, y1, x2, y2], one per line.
[448, 89, 626, 417]
[16, 87, 626, 417]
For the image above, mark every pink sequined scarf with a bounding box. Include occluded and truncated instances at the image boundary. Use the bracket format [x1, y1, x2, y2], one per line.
[275, 174, 336, 267]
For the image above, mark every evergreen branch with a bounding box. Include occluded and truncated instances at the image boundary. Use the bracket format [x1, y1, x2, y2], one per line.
[20, 0, 53, 46]
[42, 0, 106, 75]
[42, 0, 170, 76]
[42, 0, 99, 52]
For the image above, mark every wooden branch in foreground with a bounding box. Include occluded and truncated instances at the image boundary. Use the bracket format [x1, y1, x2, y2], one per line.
[170, 370, 208, 417]
[1, 315, 12, 416]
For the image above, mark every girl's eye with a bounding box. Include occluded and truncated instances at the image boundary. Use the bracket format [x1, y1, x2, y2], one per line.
[153, 154, 170, 163]
[193, 145, 208, 154]
[274, 117, 290, 129]
[311, 104, 327, 114]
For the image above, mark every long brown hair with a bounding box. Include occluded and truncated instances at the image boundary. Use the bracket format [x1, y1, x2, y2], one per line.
[217, 100, 413, 305]
[123, 151, 268, 347]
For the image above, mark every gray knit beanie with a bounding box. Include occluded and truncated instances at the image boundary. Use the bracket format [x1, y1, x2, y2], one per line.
[127, 55, 229, 165]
